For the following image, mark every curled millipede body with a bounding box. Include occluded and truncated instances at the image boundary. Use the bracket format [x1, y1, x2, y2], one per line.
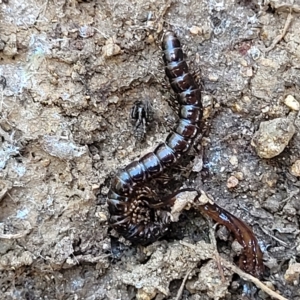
[107, 31, 203, 244]
[107, 31, 264, 277]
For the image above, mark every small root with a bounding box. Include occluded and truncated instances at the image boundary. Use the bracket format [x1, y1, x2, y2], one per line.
[175, 268, 193, 300]
[221, 258, 289, 300]
[264, 11, 293, 53]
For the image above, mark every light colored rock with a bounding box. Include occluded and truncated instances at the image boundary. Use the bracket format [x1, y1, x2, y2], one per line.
[284, 95, 299, 111]
[251, 117, 295, 158]
[290, 160, 300, 177]
[189, 25, 203, 35]
[102, 38, 121, 57]
[227, 176, 239, 188]
[284, 262, 300, 285]
[229, 155, 238, 166]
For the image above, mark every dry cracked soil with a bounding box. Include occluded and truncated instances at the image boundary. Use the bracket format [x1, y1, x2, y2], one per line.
[0, 0, 300, 299]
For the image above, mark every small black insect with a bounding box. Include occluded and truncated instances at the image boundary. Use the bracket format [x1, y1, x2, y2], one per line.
[130, 100, 153, 141]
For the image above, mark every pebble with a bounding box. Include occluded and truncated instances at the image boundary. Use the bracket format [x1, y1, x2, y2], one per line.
[95, 212, 108, 222]
[251, 116, 295, 158]
[229, 155, 238, 166]
[290, 160, 300, 177]
[108, 95, 119, 104]
[248, 46, 261, 60]
[189, 25, 202, 35]
[262, 194, 281, 213]
[284, 262, 300, 285]
[146, 34, 154, 44]
[208, 73, 219, 82]
[102, 38, 121, 57]
[42, 136, 87, 159]
[232, 240, 243, 254]
[233, 171, 244, 180]
[136, 289, 156, 300]
[227, 175, 239, 188]
[284, 95, 299, 111]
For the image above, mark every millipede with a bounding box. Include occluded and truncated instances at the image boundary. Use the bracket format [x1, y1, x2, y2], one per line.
[107, 31, 264, 277]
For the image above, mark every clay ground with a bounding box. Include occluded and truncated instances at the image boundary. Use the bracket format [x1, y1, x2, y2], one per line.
[0, 0, 300, 299]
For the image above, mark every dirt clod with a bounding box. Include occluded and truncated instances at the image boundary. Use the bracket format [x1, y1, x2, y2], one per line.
[251, 116, 296, 158]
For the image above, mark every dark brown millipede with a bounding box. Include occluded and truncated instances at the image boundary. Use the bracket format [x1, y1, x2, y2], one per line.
[107, 31, 264, 277]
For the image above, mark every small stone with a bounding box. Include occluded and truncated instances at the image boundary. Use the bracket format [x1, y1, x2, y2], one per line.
[216, 226, 230, 241]
[102, 38, 121, 57]
[233, 171, 244, 180]
[189, 25, 203, 35]
[92, 184, 100, 190]
[251, 116, 295, 158]
[42, 136, 87, 159]
[284, 262, 300, 284]
[283, 203, 296, 216]
[65, 257, 75, 265]
[240, 59, 248, 67]
[248, 47, 261, 60]
[146, 34, 154, 44]
[136, 288, 156, 300]
[262, 194, 281, 213]
[192, 156, 203, 172]
[79, 25, 95, 38]
[290, 160, 300, 177]
[102, 243, 110, 251]
[229, 155, 238, 166]
[232, 240, 243, 254]
[208, 73, 219, 82]
[124, 31, 133, 40]
[261, 106, 270, 113]
[284, 95, 299, 111]
[246, 67, 253, 77]
[232, 103, 242, 113]
[95, 212, 108, 222]
[108, 95, 119, 104]
[231, 281, 240, 290]
[227, 176, 239, 188]
[41, 159, 51, 167]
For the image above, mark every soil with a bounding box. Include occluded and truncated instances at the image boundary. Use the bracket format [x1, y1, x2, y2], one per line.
[0, 0, 300, 299]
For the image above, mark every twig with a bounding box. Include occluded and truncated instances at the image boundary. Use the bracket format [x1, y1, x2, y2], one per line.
[265, 12, 293, 53]
[211, 225, 225, 282]
[155, 0, 172, 24]
[206, 218, 225, 282]
[0, 75, 6, 112]
[181, 239, 288, 300]
[0, 230, 31, 239]
[280, 188, 299, 205]
[0, 219, 32, 239]
[147, 0, 172, 32]
[260, 226, 288, 247]
[220, 258, 288, 300]
[175, 268, 193, 300]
